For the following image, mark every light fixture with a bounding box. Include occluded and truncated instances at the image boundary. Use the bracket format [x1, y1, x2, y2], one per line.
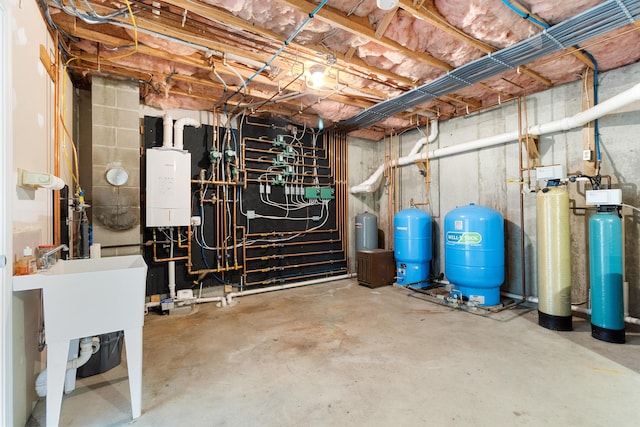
[309, 64, 325, 88]
[377, 0, 399, 10]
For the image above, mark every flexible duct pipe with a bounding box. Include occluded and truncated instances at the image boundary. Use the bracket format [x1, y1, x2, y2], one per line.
[226, 273, 354, 305]
[162, 113, 173, 148]
[351, 83, 640, 193]
[174, 117, 201, 150]
[35, 337, 98, 397]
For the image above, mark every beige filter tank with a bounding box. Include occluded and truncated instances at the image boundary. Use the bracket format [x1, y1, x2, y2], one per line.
[536, 185, 572, 331]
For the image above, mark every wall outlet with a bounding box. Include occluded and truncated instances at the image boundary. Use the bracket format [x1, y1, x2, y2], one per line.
[190, 216, 201, 226]
[583, 149, 592, 161]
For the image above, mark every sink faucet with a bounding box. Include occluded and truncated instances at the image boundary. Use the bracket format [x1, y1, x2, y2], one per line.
[39, 244, 69, 270]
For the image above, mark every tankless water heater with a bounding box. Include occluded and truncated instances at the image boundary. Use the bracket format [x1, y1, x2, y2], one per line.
[146, 148, 191, 227]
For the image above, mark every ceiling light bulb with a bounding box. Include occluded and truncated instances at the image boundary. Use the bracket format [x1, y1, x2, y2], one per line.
[377, 0, 399, 10]
[309, 65, 325, 88]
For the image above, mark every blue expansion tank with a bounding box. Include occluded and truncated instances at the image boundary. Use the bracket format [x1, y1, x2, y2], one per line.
[394, 207, 432, 287]
[445, 203, 504, 306]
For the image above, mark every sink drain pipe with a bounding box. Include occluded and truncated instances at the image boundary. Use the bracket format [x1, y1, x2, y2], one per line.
[35, 336, 99, 397]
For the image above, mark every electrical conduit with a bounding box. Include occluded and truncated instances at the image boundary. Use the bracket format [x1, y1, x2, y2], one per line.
[224, 0, 329, 104]
[351, 82, 640, 193]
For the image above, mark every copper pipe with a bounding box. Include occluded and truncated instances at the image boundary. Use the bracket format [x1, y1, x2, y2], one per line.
[246, 228, 338, 237]
[222, 183, 229, 268]
[345, 131, 349, 263]
[393, 132, 398, 214]
[243, 166, 331, 179]
[187, 265, 243, 276]
[341, 131, 349, 259]
[233, 180, 238, 266]
[151, 229, 189, 263]
[517, 97, 527, 299]
[246, 238, 341, 250]
[191, 179, 242, 186]
[245, 258, 345, 274]
[246, 249, 342, 262]
[235, 225, 247, 288]
[53, 32, 61, 245]
[244, 116, 289, 130]
[244, 145, 327, 161]
[216, 181, 222, 266]
[246, 268, 348, 287]
[177, 226, 189, 249]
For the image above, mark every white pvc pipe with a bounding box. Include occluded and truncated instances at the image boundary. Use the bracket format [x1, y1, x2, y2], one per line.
[173, 117, 201, 150]
[350, 119, 438, 194]
[351, 82, 640, 193]
[144, 295, 228, 310]
[226, 273, 354, 305]
[623, 281, 629, 318]
[35, 337, 98, 397]
[408, 118, 439, 156]
[168, 260, 176, 300]
[196, 296, 227, 307]
[500, 291, 640, 325]
[162, 113, 173, 148]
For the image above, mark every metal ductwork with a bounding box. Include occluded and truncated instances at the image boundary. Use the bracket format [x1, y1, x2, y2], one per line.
[338, 0, 640, 131]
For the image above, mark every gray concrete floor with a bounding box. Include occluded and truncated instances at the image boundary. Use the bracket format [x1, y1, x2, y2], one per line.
[30, 279, 640, 426]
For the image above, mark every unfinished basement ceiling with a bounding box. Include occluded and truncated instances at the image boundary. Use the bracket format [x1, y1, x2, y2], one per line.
[39, 0, 640, 140]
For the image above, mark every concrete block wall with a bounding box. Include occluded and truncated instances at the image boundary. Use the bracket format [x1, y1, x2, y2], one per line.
[362, 61, 640, 317]
[347, 137, 385, 272]
[91, 77, 141, 257]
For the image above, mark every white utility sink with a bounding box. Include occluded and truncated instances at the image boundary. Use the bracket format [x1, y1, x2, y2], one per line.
[13, 255, 148, 427]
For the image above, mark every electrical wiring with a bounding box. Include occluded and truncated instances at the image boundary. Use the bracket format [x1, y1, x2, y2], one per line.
[502, 0, 602, 168]
[223, 56, 247, 98]
[60, 75, 80, 190]
[500, 0, 548, 28]
[61, 0, 138, 65]
[224, 0, 329, 105]
[621, 204, 640, 215]
[159, 227, 187, 243]
[242, 200, 331, 246]
[51, 0, 129, 24]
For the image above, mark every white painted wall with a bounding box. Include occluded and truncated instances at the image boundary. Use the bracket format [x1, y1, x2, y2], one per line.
[4, 1, 56, 425]
[1, 1, 13, 424]
[347, 137, 384, 271]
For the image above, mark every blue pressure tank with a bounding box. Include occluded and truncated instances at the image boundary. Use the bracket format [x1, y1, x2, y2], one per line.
[394, 207, 432, 287]
[590, 208, 625, 344]
[445, 204, 504, 306]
